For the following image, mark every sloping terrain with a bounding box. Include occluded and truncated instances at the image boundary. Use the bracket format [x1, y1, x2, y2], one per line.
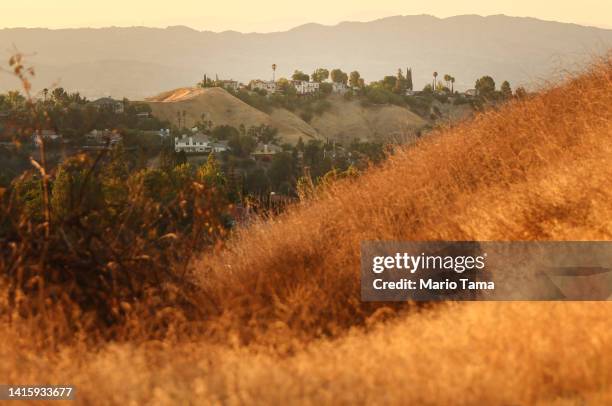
[310, 95, 428, 142]
[146, 87, 320, 144]
[3, 58, 612, 404]
[147, 87, 430, 144]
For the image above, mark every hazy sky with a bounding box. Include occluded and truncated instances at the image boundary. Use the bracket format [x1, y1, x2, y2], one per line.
[2, 1, 611, 31]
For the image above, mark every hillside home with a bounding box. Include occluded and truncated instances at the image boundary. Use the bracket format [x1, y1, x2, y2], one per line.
[91, 97, 124, 114]
[251, 143, 283, 161]
[332, 82, 349, 94]
[174, 133, 230, 154]
[292, 80, 320, 95]
[465, 89, 477, 97]
[211, 140, 230, 153]
[85, 129, 122, 145]
[175, 132, 211, 153]
[218, 80, 240, 92]
[250, 80, 277, 94]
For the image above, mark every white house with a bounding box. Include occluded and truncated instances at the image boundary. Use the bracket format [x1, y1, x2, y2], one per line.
[465, 89, 478, 97]
[91, 97, 124, 114]
[250, 80, 277, 94]
[211, 141, 230, 153]
[292, 80, 320, 95]
[85, 129, 121, 145]
[175, 132, 211, 153]
[332, 82, 349, 94]
[251, 143, 283, 160]
[174, 133, 230, 154]
[218, 80, 240, 92]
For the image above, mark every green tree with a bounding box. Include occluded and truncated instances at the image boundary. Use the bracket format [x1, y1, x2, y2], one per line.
[382, 76, 397, 91]
[500, 81, 512, 99]
[330, 69, 348, 84]
[311, 68, 329, 83]
[393, 68, 405, 94]
[443, 74, 451, 89]
[475, 76, 496, 99]
[268, 152, 297, 193]
[514, 86, 527, 99]
[197, 153, 225, 188]
[349, 71, 362, 88]
[291, 70, 310, 81]
[406, 68, 413, 91]
[51, 155, 104, 222]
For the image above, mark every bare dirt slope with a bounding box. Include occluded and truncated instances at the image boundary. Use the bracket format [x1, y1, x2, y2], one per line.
[310, 95, 428, 143]
[147, 88, 430, 144]
[146, 87, 321, 144]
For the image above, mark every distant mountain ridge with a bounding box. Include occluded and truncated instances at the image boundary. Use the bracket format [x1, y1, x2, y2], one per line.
[1, 14, 610, 99]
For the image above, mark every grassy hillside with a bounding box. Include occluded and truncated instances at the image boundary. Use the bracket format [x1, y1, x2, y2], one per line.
[308, 95, 427, 142]
[147, 87, 433, 144]
[147, 87, 321, 143]
[3, 57, 611, 404]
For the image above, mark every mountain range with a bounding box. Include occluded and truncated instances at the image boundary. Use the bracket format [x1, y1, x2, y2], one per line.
[1, 14, 611, 99]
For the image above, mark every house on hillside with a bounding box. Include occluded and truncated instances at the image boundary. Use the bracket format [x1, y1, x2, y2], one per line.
[292, 80, 320, 95]
[174, 133, 230, 154]
[211, 140, 230, 153]
[250, 80, 277, 94]
[91, 97, 124, 114]
[465, 89, 477, 97]
[332, 82, 349, 94]
[175, 132, 211, 153]
[251, 143, 283, 161]
[218, 80, 240, 92]
[85, 129, 122, 145]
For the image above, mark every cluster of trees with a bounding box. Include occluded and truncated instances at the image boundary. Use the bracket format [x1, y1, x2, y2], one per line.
[1, 144, 233, 328]
[474, 76, 518, 100]
[0, 88, 169, 142]
[166, 118, 386, 198]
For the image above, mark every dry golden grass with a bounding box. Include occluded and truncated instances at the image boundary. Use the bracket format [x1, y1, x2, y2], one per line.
[2, 57, 612, 404]
[195, 56, 612, 343]
[2, 302, 610, 405]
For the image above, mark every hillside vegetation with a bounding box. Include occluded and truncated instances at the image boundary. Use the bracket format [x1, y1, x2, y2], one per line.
[309, 94, 427, 142]
[147, 87, 321, 143]
[2, 57, 612, 404]
[146, 87, 432, 144]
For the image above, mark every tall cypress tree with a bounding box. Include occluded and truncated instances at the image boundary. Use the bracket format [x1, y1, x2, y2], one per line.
[406, 68, 413, 91]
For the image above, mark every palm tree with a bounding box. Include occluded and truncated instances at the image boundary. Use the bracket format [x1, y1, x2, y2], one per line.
[443, 74, 451, 89]
[450, 77, 455, 93]
[43, 88, 48, 102]
[272, 64, 277, 81]
[433, 71, 438, 89]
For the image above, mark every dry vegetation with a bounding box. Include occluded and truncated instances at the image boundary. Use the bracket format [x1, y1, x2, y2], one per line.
[2, 57, 612, 404]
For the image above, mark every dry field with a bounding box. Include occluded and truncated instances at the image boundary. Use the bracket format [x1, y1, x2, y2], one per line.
[2, 57, 612, 405]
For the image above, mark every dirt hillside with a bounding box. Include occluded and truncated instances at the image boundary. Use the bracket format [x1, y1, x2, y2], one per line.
[147, 88, 433, 144]
[309, 95, 428, 143]
[146, 87, 321, 144]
